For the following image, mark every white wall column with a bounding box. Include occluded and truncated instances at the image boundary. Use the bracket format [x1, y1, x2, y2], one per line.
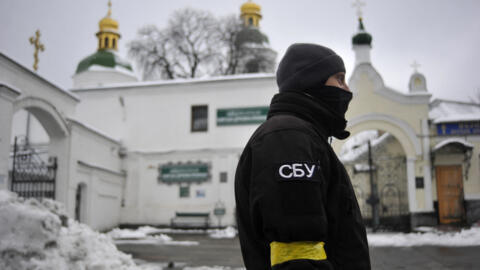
[50, 136, 71, 206]
[0, 84, 21, 190]
[407, 157, 418, 212]
[422, 119, 434, 211]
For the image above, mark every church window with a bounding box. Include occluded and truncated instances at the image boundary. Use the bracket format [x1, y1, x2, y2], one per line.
[112, 38, 116, 49]
[248, 17, 253, 26]
[179, 186, 190, 198]
[220, 172, 228, 183]
[191, 105, 208, 132]
[105, 37, 109, 48]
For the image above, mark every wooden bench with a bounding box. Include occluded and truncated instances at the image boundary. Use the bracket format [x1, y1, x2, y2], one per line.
[170, 212, 210, 229]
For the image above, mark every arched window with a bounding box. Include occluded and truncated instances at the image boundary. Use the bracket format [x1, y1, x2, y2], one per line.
[105, 37, 109, 48]
[248, 17, 254, 26]
[112, 38, 116, 50]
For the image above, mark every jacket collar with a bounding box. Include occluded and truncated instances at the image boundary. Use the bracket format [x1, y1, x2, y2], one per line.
[267, 91, 350, 140]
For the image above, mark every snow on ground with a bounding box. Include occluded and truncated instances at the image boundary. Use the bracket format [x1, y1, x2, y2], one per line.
[107, 227, 199, 245]
[107, 225, 237, 245]
[208, 226, 237, 239]
[183, 267, 245, 270]
[0, 190, 153, 270]
[368, 226, 480, 247]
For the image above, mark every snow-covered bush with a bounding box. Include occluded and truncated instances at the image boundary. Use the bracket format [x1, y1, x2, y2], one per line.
[0, 190, 143, 270]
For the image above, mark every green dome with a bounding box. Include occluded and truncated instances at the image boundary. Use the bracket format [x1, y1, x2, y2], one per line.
[352, 32, 372, 45]
[352, 18, 372, 46]
[76, 50, 133, 74]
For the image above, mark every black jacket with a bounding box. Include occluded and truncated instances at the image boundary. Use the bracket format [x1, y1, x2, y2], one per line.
[234, 91, 370, 269]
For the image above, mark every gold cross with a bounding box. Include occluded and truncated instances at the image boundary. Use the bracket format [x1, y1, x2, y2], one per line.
[352, 0, 366, 19]
[29, 30, 45, 72]
[107, 0, 112, 17]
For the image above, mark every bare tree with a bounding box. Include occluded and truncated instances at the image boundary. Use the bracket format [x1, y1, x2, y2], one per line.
[128, 8, 276, 80]
[215, 15, 244, 75]
[167, 8, 219, 78]
[128, 25, 176, 80]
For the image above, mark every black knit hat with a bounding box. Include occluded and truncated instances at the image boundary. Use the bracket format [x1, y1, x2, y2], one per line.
[276, 43, 346, 92]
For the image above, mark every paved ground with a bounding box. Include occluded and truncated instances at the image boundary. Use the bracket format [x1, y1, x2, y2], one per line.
[116, 233, 480, 269]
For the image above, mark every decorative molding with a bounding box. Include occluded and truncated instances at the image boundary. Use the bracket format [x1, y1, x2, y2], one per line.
[349, 63, 431, 104]
[77, 160, 126, 177]
[0, 82, 22, 101]
[0, 53, 80, 102]
[13, 95, 70, 137]
[67, 117, 121, 145]
[348, 113, 422, 156]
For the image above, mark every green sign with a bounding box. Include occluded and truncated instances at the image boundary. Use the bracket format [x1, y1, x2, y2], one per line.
[217, 106, 269, 126]
[214, 208, 226, 216]
[159, 164, 209, 183]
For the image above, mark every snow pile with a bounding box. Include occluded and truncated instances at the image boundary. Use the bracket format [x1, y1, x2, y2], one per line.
[368, 227, 480, 247]
[0, 190, 145, 270]
[208, 226, 237, 239]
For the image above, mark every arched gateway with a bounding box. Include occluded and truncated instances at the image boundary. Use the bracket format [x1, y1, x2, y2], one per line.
[331, 17, 435, 226]
[0, 53, 126, 231]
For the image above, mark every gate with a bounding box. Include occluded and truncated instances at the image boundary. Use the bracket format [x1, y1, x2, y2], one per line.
[9, 136, 57, 200]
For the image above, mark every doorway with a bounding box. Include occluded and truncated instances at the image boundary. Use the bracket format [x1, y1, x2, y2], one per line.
[435, 165, 464, 224]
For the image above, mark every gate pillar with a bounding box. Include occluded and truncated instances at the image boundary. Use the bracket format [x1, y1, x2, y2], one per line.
[406, 157, 418, 212]
[0, 84, 21, 190]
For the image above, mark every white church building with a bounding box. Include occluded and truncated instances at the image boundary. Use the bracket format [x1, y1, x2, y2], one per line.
[1, 1, 479, 231]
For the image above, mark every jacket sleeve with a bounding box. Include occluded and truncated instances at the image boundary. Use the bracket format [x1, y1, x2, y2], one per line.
[249, 129, 334, 269]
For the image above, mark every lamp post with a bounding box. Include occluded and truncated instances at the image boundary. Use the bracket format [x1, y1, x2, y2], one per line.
[366, 140, 380, 231]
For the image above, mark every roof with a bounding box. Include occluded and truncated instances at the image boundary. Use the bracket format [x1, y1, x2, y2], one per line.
[429, 98, 480, 123]
[433, 138, 473, 152]
[76, 50, 133, 75]
[70, 72, 275, 92]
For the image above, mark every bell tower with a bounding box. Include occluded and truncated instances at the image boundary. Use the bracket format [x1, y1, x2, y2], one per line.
[240, 0, 262, 27]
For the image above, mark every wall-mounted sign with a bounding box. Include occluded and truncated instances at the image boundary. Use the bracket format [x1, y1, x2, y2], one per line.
[217, 106, 269, 126]
[436, 122, 480, 136]
[158, 163, 209, 183]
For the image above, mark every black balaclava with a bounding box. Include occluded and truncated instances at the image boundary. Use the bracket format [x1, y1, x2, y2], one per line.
[275, 43, 352, 138]
[277, 43, 346, 93]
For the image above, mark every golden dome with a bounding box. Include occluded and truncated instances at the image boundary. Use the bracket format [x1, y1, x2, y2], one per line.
[99, 16, 118, 31]
[241, 1, 261, 16]
[99, 1, 118, 31]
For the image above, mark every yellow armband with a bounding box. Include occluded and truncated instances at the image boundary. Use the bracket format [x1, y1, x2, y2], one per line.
[270, 241, 327, 266]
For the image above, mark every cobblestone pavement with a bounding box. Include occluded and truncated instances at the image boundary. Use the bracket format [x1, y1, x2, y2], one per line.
[116, 234, 480, 269]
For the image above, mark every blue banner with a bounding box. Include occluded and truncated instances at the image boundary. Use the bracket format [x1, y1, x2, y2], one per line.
[436, 121, 480, 136]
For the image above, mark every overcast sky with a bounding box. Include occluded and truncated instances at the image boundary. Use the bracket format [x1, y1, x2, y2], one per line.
[1, 0, 479, 102]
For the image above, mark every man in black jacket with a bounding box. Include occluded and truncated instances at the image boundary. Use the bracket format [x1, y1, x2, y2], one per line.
[234, 43, 371, 269]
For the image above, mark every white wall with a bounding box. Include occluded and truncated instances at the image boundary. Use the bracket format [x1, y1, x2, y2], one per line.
[72, 75, 277, 152]
[121, 149, 240, 226]
[68, 120, 125, 230]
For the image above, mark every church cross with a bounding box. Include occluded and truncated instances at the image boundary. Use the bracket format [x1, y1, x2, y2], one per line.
[29, 30, 45, 72]
[411, 60, 421, 72]
[107, 0, 112, 17]
[352, 0, 366, 19]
